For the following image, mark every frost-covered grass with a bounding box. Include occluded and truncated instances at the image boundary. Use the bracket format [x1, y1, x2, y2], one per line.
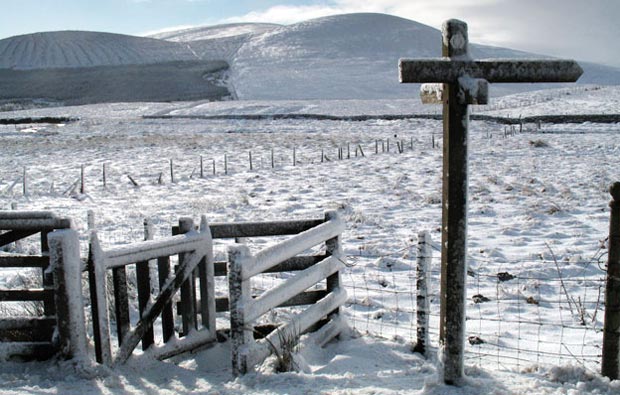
[0, 96, 619, 394]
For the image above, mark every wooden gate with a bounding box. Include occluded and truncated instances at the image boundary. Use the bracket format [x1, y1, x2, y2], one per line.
[88, 216, 216, 367]
[0, 211, 71, 360]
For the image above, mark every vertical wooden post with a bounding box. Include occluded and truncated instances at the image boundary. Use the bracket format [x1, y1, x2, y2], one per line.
[200, 156, 204, 178]
[321, 149, 324, 163]
[179, 218, 197, 336]
[198, 216, 216, 333]
[157, 251, 175, 342]
[88, 232, 112, 365]
[293, 147, 296, 166]
[249, 151, 253, 171]
[413, 231, 431, 356]
[603, 182, 620, 379]
[170, 159, 175, 183]
[136, 219, 155, 350]
[49, 229, 88, 359]
[212, 159, 216, 176]
[347, 143, 350, 159]
[22, 167, 27, 196]
[440, 19, 469, 385]
[224, 155, 228, 175]
[80, 165, 85, 194]
[40, 221, 55, 316]
[228, 245, 253, 376]
[102, 163, 107, 189]
[271, 148, 275, 168]
[325, 211, 342, 315]
[375, 140, 379, 154]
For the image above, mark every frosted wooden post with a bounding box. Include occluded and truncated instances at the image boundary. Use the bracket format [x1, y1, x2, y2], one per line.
[22, 167, 27, 196]
[325, 211, 343, 315]
[179, 218, 197, 335]
[413, 231, 431, 357]
[198, 216, 216, 333]
[228, 245, 254, 376]
[49, 229, 88, 359]
[136, 218, 155, 350]
[399, 18, 582, 385]
[603, 182, 620, 379]
[80, 164, 85, 194]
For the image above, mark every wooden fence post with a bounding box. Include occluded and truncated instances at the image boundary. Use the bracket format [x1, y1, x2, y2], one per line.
[325, 211, 343, 316]
[198, 216, 216, 333]
[22, 167, 27, 196]
[80, 165, 85, 194]
[170, 159, 175, 183]
[48, 229, 88, 359]
[603, 182, 620, 379]
[228, 244, 253, 376]
[200, 156, 204, 178]
[413, 231, 432, 356]
[102, 163, 107, 189]
[179, 218, 197, 335]
[136, 219, 155, 350]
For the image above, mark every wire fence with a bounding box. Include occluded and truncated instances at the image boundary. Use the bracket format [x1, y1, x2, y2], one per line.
[342, 237, 607, 374]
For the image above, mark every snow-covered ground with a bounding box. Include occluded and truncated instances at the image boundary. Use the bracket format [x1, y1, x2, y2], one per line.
[1, 86, 619, 393]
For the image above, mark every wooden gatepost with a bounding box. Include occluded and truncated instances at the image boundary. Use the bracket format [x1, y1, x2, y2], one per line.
[399, 19, 582, 384]
[0, 211, 86, 360]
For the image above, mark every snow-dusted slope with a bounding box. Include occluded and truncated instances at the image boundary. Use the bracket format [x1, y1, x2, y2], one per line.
[150, 23, 280, 42]
[1, 13, 619, 103]
[229, 13, 620, 100]
[0, 31, 198, 69]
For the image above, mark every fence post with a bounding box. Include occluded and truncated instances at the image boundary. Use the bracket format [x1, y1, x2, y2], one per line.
[228, 245, 254, 376]
[603, 182, 620, 379]
[48, 229, 88, 360]
[136, 219, 155, 350]
[325, 211, 343, 315]
[179, 218, 197, 336]
[413, 231, 432, 356]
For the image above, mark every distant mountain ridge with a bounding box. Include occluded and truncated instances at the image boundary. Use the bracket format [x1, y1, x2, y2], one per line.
[0, 13, 619, 104]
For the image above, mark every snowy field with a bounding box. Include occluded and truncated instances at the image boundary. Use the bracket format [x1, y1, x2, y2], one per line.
[1, 87, 620, 394]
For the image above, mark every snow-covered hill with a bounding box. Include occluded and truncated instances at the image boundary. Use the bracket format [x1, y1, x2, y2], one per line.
[1, 13, 619, 104]
[0, 31, 198, 69]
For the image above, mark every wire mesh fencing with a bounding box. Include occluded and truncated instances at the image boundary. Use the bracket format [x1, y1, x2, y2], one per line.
[342, 235, 607, 374]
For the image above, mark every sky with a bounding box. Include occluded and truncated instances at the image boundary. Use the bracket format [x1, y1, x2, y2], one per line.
[1, 0, 619, 67]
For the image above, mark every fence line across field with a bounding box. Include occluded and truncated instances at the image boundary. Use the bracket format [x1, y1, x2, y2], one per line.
[0, 126, 530, 197]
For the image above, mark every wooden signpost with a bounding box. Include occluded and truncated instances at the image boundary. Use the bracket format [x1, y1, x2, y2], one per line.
[399, 19, 582, 385]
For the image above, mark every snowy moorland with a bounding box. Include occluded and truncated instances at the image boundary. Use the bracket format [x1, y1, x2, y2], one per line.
[1, 85, 619, 394]
[1, 13, 620, 106]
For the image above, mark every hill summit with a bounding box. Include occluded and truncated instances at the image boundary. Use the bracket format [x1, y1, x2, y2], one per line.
[1, 13, 619, 104]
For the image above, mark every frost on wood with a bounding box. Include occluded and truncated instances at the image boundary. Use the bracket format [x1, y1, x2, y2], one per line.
[48, 229, 88, 360]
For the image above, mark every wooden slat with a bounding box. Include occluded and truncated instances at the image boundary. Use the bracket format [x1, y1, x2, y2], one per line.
[0, 255, 48, 268]
[0, 211, 54, 220]
[0, 325, 55, 342]
[0, 317, 55, 331]
[209, 219, 323, 239]
[0, 218, 71, 230]
[157, 256, 175, 343]
[212, 290, 328, 313]
[0, 230, 38, 248]
[136, 260, 154, 350]
[399, 59, 583, 83]
[0, 342, 57, 361]
[214, 255, 326, 277]
[0, 289, 52, 302]
[112, 267, 130, 346]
